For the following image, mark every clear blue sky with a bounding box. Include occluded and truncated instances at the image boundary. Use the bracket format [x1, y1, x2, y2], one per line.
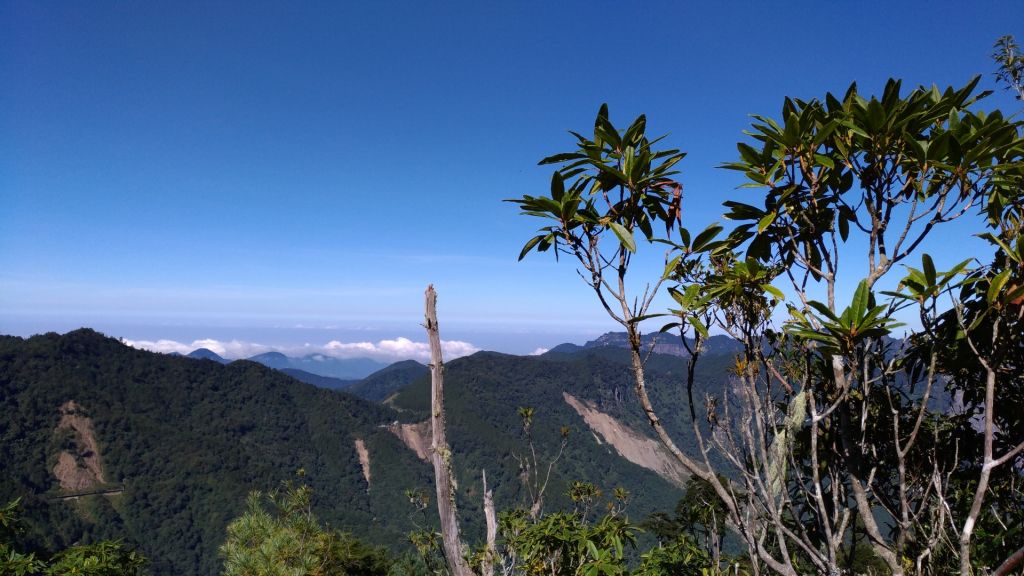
[2, 1, 1021, 359]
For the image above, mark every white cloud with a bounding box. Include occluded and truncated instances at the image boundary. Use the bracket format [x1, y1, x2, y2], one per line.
[123, 338, 273, 359]
[324, 336, 479, 361]
[122, 339, 192, 356]
[530, 347, 549, 356]
[125, 336, 479, 362]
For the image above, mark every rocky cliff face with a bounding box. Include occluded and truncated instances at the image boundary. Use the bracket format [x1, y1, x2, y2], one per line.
[562, 392, 689, 487]
[52, 400, 106, 492]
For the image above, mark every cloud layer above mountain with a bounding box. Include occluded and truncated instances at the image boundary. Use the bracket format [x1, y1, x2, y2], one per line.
[124, 336, 479, 362]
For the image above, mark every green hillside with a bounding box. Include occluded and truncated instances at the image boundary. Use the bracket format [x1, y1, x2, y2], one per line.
[0, 330, 739, 576]
[386, 347, 740, 535]
[0, 330, 433, 575]
[347, 359, 429, 402]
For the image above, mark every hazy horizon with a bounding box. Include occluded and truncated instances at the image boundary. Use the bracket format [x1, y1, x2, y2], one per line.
[0, 312, 618, 361]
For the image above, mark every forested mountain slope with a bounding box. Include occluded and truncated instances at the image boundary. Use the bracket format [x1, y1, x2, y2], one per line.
[0, 330, 432, 576]
[348, 359, 429, 401]
[0, 329, 741, 576]
[386, 347, 740, 533]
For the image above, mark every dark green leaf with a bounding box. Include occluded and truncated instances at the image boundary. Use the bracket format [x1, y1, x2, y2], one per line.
[851, 280, 870, 323]
[539, 152, 587, 165]
[922, 254, 936, 286]
[518, 235, 544, 261]
[692, 224, 723, 252]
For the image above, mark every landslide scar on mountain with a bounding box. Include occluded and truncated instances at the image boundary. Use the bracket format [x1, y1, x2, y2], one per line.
[563, 392, 688, 487]
[52, 401, 107, 491]
[388, 421, 431, 461]
[354, 438, 371, 488]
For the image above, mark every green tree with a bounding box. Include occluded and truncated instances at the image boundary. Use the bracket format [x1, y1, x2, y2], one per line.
[633, 535, 713, 576]
[511, 73, 1024, 575]
[0, 499, 45, 576]
[0, 499, 147, 576]
[496, 504, 638, 576]
[219, 482, 391, 576]
[642, 477, 727, 566]
[45, 541, 147, 576]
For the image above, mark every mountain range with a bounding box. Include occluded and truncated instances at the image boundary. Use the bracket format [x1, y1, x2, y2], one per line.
[246, 351, 388, 379]
[182, 347, 389, 380]
[181, 330, 739, 387]
[568, 332, 745, 358]
[0, 328, 740, 576]
[182, 348, 424, 397]
[279, 368, 360, 390]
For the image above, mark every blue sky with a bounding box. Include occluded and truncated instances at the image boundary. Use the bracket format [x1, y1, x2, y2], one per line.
[2, 1, 1021, 359]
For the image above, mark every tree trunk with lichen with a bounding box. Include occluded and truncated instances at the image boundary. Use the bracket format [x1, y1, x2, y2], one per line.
[481, 469, 497, 576]
[424, 285, 474, 576]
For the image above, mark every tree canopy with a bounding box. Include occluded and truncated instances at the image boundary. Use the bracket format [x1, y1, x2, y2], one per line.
[511, 67, 1023, 575]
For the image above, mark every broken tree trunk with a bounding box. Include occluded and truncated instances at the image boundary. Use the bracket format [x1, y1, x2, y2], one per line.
[481, 469, 497, 576]
[424, 285, 474, 576]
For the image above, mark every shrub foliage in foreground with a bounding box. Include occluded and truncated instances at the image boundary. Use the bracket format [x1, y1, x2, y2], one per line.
[220, 481, 392, 576]
[1, 499, 147, 576]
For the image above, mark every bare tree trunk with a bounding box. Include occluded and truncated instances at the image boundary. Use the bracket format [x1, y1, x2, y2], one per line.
[959, 363, 997, 576]
[424, 285, 474, 576]
[832, 356, 904, 576]
[961, 318, 1001, 576]
[481, 469, 497, 576]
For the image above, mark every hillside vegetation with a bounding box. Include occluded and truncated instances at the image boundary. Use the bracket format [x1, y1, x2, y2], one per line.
[0, 330, 431, 575]
[1, 329, 734, 575]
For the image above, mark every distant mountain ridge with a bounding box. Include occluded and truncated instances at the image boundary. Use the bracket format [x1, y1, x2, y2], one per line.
[346, 359, 428, 402]
[186, 347, 228, 363]
[247, 351, 387, 379]
[246, 351, 290, 368]
[181, 348, 422, 396]
[582, 331, 743, 357]
[280, 368, 359, 390]
[178, 332, 745, 401]
[182, 348, 387, 380]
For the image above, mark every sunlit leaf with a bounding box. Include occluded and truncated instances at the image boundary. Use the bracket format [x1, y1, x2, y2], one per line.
[608, 222, 636, 253]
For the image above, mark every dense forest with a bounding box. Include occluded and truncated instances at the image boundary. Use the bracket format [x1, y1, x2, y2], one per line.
[0, 328, 738, 575]
[0, 329, 431, 574]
